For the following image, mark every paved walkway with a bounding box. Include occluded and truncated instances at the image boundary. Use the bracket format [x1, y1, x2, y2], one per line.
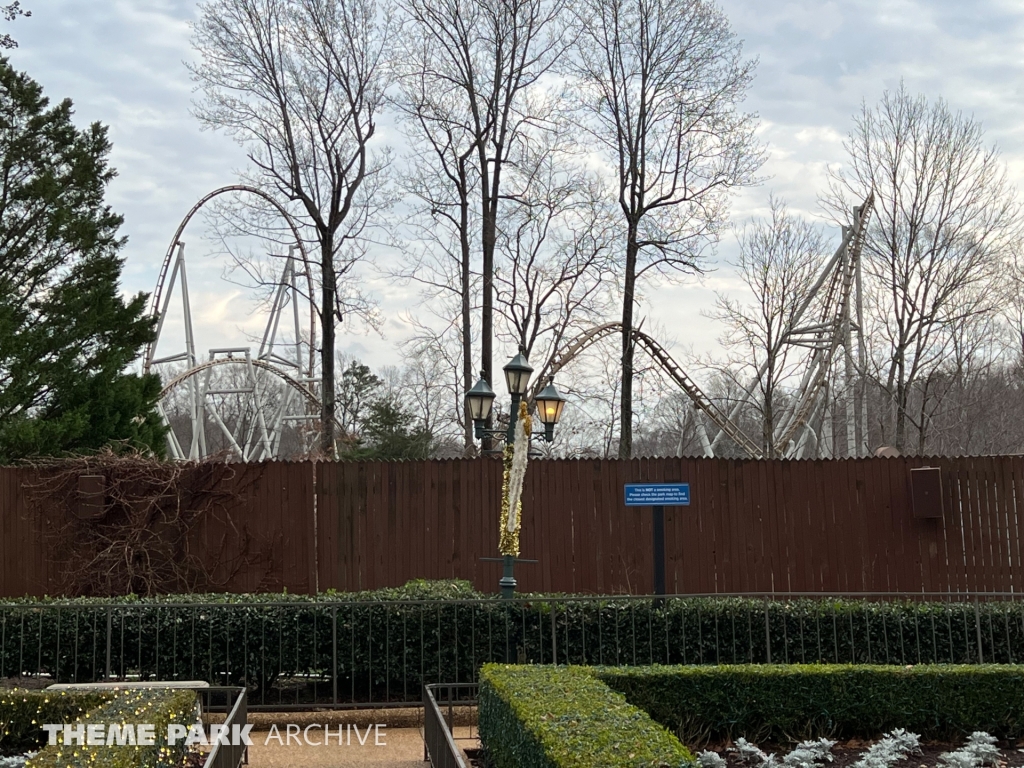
[245, 726, 479, 767]
[246, 727, 426, 767]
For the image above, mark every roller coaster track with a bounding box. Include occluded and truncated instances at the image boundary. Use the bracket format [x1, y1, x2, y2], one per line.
[163, 357, 305, 403]
[144, 184, 315, 374]
[773, 192, 874, 454]
[529, 322, 764, 458]
[160, 357, 344, 432]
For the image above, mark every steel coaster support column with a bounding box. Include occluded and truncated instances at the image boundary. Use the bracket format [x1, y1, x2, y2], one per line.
[695, 409, 714, 457]
[258, 258, 290, 362]
[200, 363, 216, 457]
[289, 248, 304, 373]
[821, 399, 834, 458]
[207, 403, 245, 458]
[242, 351, 273, 462]
[267, 387, 296, 458]
[841, 243, 858, 458]
[177, 245, 206, 460]
[151, 245, 183, 368]
[855, 234, 869, 456]
[710, 246, 846, 453]
[157, 401, 184, 460]
[250, 355, 274, 461]
[789, 389, 827, 458]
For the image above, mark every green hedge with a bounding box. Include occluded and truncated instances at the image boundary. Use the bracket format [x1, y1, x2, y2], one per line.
[479, 664, 693, 768]
[598, 664, 1024, 743]
[27, 688, 198, 768]
[0, 689, 109, 754]
[2, 585, 1023, 703]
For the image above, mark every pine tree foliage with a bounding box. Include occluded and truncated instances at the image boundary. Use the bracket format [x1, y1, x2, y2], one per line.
[0, 57, 164, 461]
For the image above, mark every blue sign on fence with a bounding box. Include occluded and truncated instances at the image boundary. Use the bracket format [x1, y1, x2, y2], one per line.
[624, 483, 690, 507]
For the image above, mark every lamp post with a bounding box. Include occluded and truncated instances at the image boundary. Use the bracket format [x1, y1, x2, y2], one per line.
[465, 350, 567, 598]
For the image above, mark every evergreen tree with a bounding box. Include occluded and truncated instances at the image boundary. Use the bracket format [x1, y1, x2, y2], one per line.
[0, 57, 164, 461]
[360, 400, 433, 460]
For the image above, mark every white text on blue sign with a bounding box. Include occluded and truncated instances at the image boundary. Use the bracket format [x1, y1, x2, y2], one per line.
[624, 483, 690, 507]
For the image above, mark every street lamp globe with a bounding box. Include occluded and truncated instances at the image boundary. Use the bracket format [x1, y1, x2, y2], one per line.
[465, 373, 496, 437]
[534, 379, 567, 442]
[503, 351, 533, 397]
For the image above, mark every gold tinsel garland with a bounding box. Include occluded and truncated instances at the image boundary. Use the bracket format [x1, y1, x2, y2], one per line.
[499, 402, 532, 557]
[499, 443, 520, 556]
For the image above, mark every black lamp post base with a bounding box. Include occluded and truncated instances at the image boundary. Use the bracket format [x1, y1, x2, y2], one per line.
[499, 555, 517, 599]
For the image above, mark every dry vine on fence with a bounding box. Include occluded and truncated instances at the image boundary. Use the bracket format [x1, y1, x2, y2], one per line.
[23, 450, 264, 596]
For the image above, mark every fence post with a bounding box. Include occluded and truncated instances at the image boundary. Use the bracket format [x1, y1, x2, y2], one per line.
[974, 598, 984, 664]
[104, 606, 112, 681]
[764, 601, 772, 664]
[551, 608, 557, 665]
[332, 606, 338, 705]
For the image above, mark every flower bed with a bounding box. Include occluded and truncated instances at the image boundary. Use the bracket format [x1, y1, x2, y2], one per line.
[695, 731, 1024, 768]
[477, 664, 1024, 768]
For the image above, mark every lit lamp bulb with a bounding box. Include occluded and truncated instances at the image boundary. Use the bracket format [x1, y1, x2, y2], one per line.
[534, 379, 567, 443]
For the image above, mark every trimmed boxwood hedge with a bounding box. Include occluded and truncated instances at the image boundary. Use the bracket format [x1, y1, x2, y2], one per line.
[597, 664, 1024, 743]
[479, 664, 693, 768]
[0, 690, 109, 755]
[2, 583, 1023, 702]
[26, 688, 198, 768]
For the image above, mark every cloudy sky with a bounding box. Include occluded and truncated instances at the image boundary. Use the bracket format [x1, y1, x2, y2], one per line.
[6, 0, 1024, 375]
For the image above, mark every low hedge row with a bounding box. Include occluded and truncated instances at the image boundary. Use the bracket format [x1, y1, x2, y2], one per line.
[2, 583, 1022, 702]
[479, 664, 693, 768]
[27, 688, 199, 768]
[598, 664, 1024, 743]
[0, 690, 110, 754]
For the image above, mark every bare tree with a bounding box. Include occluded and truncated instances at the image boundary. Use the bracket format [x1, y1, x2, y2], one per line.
[825, 83, 1022, 451]
[190, 0, 394, 456]
[395, 0, 566, 430]
[391, 66, 480, 449]
[494, 133, 615, 390]
[709, 197, 829, 457]
[1004, 247, 1024, 366]
[0, 2, 29, 49]
[567, 0, 763, 457]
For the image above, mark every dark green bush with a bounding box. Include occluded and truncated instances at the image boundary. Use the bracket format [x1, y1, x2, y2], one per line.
[27, 688, 198, 768]
[1, 588, 1022, 704]
[0, 689, 109, 754]
[598, 664, 1024, 744]
[479, 664, 693, 768]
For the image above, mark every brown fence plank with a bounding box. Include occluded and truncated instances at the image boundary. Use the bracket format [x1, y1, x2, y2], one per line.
[938, 457, 965, 593]
[1001, 457, 1024, 593]
[5, 456, 1024, 598]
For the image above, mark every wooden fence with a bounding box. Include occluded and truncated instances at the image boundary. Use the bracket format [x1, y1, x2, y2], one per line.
[1, 456, 1023, 597]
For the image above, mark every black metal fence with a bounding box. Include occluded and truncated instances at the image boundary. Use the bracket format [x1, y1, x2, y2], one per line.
[202, 687, 247, 768]
[2, 593, 1022, 709]
[423, 683, 477, 768]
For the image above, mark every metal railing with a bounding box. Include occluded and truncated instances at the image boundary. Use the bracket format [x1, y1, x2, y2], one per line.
[202, 687, 247, 768]
[1, 592, 1022, 709]
[424, 683, 477, 768]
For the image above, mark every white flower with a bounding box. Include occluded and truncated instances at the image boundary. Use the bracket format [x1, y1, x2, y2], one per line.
[853, 729, 921, 768]
[938, 732, 1001, 768]
[699, 751, 728, 768]
[783, 738, 836, 768]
